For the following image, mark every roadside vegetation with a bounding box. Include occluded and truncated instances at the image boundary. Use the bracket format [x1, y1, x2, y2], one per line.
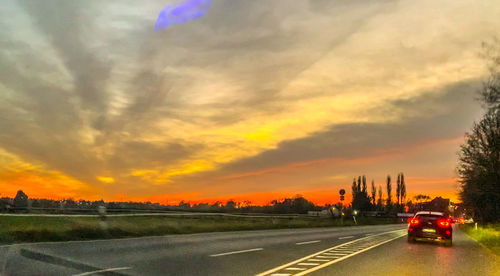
[457, 39, 500, 256]
[457, 39, 500, 223]
[460, 223, 500, 256]
[0, 215, 401, 244]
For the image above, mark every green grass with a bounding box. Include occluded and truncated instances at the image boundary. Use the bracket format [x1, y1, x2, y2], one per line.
[0, 215, 401, 244]
[460, 223, 500, 256]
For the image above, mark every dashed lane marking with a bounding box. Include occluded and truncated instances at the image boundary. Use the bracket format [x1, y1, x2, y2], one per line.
[295, 240, 321, 245]
[72, 267, 132, 276]
[210, 248, 263, 257]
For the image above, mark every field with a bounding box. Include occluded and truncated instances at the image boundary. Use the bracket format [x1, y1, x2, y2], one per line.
[0, 214, 401, 244]
[460, 223, 500, 256]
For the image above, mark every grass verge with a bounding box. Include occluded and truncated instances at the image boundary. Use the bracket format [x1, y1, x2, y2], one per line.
[0, 215, 401, 244]
[460, 223, 500, 256]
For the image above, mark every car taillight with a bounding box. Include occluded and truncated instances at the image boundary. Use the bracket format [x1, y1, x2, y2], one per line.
[409, 218, 420, 226]
[438, 219, 450, 227]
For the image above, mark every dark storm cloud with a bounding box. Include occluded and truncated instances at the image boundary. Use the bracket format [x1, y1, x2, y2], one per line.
[208, 80, 483, 175]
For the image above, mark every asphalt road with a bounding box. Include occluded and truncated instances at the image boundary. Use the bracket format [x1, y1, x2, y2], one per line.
[1, 224, 499, 276]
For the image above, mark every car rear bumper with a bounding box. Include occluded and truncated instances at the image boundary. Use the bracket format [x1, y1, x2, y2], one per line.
[408, 229, 452, 240]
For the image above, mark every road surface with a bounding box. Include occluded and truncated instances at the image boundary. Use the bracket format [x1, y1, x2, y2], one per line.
[1, 224, 499, 275]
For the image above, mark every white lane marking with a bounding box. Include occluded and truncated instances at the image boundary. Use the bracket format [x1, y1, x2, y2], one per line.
[365, 233, 373, 236]
[292, 234, 404, 276]
[298, 263, 319, 266]
[338, 236, 354, 240]
[296, 240, 320, 245]
[210, 247, 263, 257]
[72, 267, 132, 276]
[308, 259, 329, 262]
[322, 253, 346, 256]
[316, 256, 336, 259]
[255, 229, 404, 276]
[270, 274, 290, 276]
[285, 268, 306, 271]
[330, 249, 355, 252]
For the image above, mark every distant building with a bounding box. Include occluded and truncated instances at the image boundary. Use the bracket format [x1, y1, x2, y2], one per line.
[413, 197, 451, 214]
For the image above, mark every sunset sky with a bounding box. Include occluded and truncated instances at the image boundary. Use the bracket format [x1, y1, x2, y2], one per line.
[1, 0, 500, 205]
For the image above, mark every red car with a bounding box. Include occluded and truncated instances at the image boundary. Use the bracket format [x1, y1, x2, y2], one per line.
[407, 211, 453, 246]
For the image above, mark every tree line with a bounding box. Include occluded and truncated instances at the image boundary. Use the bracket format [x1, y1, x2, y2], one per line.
[351, 173, 407, 213]
[1, 191, 324, 214]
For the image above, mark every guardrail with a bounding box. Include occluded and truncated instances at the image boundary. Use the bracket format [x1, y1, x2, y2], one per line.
[0, 207, 306, 218]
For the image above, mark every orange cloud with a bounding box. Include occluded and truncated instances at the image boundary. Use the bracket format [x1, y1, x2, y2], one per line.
[0, 170, 98, 200]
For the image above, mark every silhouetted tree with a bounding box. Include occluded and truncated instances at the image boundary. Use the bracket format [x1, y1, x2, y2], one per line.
[458, 111, 500, 222]
[386, 175, 392, 210]
[13, 190, 28, 210]
[371, 180, 376, 206]
[458, 39, 500, 223]
[270, 195, 316, 214]
[414, 194, 430, 203]
[396, 174, 401, 207]
[362, 175, 367, 194]
[177, 200, 190, 210]
[224, 200, 237, 212]
[377, 185, 383, 210]
[351, 178, 358, 207]
[351, 175, 372, 212]
[401, 173, 407, 207]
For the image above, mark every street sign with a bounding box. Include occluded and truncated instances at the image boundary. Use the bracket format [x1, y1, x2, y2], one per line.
[339, 189, 345, 195]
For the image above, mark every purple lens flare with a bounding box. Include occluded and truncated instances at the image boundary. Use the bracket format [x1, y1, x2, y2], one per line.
[155, 0, 212, 31]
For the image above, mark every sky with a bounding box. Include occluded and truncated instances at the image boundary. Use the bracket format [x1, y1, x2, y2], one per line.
[1, 0, 499, 205]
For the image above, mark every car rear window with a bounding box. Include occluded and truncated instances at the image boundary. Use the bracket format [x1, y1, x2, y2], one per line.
[415, 214, 444, 221]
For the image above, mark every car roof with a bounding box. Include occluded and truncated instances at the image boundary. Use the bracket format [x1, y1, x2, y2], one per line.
[415, 211, 445, 216]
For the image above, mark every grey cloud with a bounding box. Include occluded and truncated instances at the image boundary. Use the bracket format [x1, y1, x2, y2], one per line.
[125, 0, 395, 124]
[20, 1, 111, 124]
[107, 141, 203, 173]
[201, 80, 483, 176]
